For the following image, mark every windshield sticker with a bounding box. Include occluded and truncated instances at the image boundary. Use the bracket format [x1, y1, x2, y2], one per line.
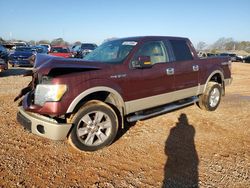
[122, 41, 137, 46]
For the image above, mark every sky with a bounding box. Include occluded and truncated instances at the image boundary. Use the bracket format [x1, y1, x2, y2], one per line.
[0, 0, 249, 46]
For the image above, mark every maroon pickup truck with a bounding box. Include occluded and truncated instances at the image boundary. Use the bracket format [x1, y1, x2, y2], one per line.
[16, 36, 232, 151]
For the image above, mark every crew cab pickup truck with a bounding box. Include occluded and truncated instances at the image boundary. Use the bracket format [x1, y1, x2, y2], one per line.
[16, 36, 232, 151]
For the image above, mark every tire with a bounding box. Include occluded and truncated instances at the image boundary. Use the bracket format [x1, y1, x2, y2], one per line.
[68, 100, 119, 151]
[198, 82, 222, 111]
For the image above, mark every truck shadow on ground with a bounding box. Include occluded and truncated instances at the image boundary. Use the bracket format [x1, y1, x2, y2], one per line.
[0, 68, 32, 77]
[114, 121, 136, 142]
[162, 113, 199, 188]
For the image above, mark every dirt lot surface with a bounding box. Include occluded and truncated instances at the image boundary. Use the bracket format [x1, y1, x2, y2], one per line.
[0, 63, 249, 187]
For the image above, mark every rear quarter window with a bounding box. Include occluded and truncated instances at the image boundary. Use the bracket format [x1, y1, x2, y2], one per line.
[169, 40, 193, 61]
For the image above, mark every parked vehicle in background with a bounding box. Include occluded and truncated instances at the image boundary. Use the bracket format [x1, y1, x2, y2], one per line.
[8, 46, 35, 67]
[235, 55, 243, 62]
[49, 46, 73, 58]
[12, 41, 27, 49]
[207, 52, 218, 57]
[74, 43, 98, 58]
[243, 56, 250, 63]
[32, 45, 49, 54]
[0, 58, 8, 72]
[71, 45, 81, 57]
[16, 36, 232, 152]
[40, 44, 51, 52]
[219, 53, 237, 62]
[197, 51, 218, 58]
[0, 45, 9, 63]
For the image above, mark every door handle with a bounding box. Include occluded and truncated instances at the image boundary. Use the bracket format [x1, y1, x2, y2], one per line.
[193, 65, 199, 71]
[166, 68, 174, 75]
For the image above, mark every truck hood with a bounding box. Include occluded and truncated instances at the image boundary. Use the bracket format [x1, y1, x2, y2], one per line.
[14, 54, 111, 102]
[34, 54, 110, 76]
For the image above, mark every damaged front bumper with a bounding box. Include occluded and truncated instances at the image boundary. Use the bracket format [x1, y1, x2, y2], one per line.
[17, 106, 72, 140]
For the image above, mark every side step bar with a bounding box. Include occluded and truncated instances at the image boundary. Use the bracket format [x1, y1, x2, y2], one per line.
[126, 96, 199, 122]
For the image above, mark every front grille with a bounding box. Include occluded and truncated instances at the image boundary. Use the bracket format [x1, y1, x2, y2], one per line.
[17, 112, 31, 132]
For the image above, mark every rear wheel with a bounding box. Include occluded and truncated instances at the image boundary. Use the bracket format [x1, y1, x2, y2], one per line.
[198, 82, 222, 111]
[68, 100, 119, 151]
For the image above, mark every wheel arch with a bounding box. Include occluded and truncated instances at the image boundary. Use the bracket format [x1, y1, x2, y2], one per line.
[66, 86, 125, 127]
[203, 70, 225, 94]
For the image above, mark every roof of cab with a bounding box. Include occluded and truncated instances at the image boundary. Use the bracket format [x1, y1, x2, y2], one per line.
[113, 36, 189, 42]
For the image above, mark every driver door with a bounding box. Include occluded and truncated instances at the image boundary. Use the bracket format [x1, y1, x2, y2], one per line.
[124, 40, 175, 113]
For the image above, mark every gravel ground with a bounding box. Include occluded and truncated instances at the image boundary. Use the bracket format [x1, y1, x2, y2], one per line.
[0, 63, 249, 187]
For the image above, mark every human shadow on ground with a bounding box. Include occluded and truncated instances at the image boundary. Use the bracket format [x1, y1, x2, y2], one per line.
[162, 113, 199, 187]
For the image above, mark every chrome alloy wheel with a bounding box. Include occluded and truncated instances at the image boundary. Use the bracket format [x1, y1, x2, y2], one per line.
[209, 87, 220, 107]
[76, 111, 112, 146]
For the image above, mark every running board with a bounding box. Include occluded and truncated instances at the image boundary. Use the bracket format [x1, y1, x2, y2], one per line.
[126, 96, 199, 122]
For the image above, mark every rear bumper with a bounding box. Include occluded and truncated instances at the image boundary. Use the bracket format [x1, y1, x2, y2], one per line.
[17, 107, 72, 140]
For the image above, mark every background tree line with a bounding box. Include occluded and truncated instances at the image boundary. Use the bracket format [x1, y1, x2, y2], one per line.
[196, 37, 250, 53]
[1, 36, 250, 54]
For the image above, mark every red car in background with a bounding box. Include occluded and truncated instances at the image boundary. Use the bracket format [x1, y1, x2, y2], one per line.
[49, 46, 73, 58]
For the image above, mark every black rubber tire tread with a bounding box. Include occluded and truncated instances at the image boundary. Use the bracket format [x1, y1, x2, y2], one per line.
[198, 82, 222, 111]
[68, 100, 118, 152]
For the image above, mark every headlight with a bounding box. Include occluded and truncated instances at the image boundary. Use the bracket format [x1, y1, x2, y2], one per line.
[34, 84, 67, 106]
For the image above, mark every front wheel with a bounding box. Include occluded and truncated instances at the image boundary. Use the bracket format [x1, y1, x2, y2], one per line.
[198, 82, 222, 111]
[68, 100, 119, 151]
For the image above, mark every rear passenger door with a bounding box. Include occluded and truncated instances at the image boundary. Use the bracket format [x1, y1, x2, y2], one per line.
[168, 39, 199, 100]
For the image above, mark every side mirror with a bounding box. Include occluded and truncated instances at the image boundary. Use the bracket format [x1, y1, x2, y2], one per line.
[132, 56, 153, 69]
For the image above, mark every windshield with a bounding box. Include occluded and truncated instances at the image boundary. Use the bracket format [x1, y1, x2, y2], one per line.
[83, 39, 137, 63]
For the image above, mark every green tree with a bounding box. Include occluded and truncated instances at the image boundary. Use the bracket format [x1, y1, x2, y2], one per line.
[212, 37, 234, 50]
[73, 41, 82, 46]
[38, 40, 50, 44]
[196, 41, 207, 51]
[102, 37, 118, 44]
[51, 38, 69, 46]
[28, 40, 36, 46]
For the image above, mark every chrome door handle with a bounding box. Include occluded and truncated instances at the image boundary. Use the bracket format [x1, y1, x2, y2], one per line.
[166, 68, 174, 75]
[193, 65, 199, 71]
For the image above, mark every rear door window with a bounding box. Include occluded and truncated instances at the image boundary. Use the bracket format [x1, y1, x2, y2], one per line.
[169, 40, 193, 61]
